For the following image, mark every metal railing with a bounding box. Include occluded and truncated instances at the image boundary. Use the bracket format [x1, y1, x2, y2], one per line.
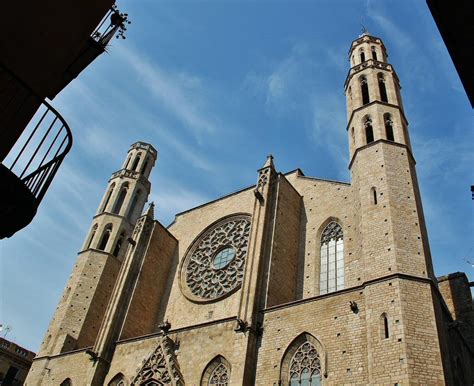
[1, 65, 73, 205]
[91, 4, 131, 45]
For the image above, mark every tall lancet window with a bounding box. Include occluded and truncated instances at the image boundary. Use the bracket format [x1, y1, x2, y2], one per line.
[360, 76, 370, 105]
[378, 73, 388, 102]
[320, 221, 344, 294]
[371, 46, 378, 60]
[364, 116, 374, 144]
[384, 113, 395, 141]
[359, 48, 365, 63]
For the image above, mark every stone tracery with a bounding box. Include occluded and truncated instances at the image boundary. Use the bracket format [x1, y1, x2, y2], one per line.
[182, 215, 251, 301]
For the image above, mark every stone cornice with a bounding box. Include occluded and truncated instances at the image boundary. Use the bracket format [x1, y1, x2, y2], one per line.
[348, 139, 416, 170]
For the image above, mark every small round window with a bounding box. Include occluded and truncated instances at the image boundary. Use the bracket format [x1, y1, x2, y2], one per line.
[212, 247, 236, 270]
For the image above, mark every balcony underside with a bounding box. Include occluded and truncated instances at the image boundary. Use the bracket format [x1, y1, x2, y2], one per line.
[0, 163, 37, 238]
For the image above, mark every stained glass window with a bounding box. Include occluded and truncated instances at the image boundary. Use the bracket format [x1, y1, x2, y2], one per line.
[209, 363, 229, 386]
[212, 247, 236, 269]
[320, 222, 344, 294]
[289, 341, 321, 386]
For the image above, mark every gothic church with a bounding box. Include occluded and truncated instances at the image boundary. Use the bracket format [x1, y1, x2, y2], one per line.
[26, 33, 474, 385]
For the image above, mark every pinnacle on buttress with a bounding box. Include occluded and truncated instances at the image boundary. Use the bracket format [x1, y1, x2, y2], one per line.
[262, 154, 275, 169]
[145, 202, 155, 219]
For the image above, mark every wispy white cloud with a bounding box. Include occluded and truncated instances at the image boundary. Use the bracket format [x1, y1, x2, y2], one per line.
[116, 44, 219, 142]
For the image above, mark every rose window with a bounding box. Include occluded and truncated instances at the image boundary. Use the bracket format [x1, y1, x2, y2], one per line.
[181, 215, 251, 302]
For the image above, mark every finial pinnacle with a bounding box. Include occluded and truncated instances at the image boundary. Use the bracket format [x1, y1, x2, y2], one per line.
[359, 25, 369, 37]
[146, 202, 155, 218]
[263, 154, 275, 169]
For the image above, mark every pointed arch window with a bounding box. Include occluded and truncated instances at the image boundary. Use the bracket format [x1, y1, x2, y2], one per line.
[124, 155, 132, 170]
[201, 356, 231, 386]
[108, 373, 126, 386]
[359, 48, 365, 63]
[384, 113, 395, 141]
[280, 333, 325, 386]
[60, 379, 72, 386]
[320, 221, 344, 294]
[378, 73, 388, 102]
[360, 76, 370, 105]
[131, 153, 142, 172]
[98, 225, 113, 251]
[86, 224, 98, 249]
[141, 157, 150, 175]
[113, 232, 125, 257]
[101, 183, 115, 213]
[371, 46, 378, 60]
[113, 183, 128, 214]
[289, 341, 321, 386]
[364, 116, 374, 144]
[128, 190, 141, 220]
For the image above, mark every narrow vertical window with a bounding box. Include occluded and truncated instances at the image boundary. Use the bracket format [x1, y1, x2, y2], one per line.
[372, 187, 378, 205]
[364, 116, 374, 144]
[378, 73, 388, 102]
[384, 113, 395, 141]
[131, 153, 141, 172]
[101, 183, 115, 213]
[381, 313, 390, 339]
[351, 127, 355, 147]
[360, 48, 365, 63]
[320, 221, 344, 294]
[112, 183, 128, 214]
[360, 76, 370, 105]
[113, 232, 125, 257]
[98, 225, 112, 251]
[371, 46, 378, 60]
[86, 224, 98, 249]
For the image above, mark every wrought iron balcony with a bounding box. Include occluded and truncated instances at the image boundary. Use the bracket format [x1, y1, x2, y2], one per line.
[0, 65, 72, 238]
[91, 4, 131, 46]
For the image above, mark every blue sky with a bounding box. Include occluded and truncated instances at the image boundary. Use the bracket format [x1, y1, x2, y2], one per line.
[1, 0, 473, 351]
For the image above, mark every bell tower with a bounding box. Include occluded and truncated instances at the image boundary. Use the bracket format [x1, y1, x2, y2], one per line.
[37, 142, 157, 356]
[347, 33, 447, 384]
[346, 32, 433, 282]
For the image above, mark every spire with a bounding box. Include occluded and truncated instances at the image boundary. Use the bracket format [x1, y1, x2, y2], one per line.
[145, 202, 155, 219]
[262, 154, 275, 169]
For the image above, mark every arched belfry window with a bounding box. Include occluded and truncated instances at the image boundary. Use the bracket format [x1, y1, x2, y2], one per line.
[280, 333, 325, 386]
[124, 155, 132, 170]
[131, 153, 142, 172]
[360, 76, 370, 105]
[113, 232, 125, 257]
[364, 116, 374, 144]
[141, 157, 150, 175]
[384, 113, 395, 141]
[201, 356, 231, 386]
[101, 183, 115, 213]
[359, 48, 365, 63]
[320, 221, 344, 294]
[371, 46, 378, 60]
[112, 183, 128, 214]
[86, 224, 98, 249]
[98, 225, 113, 251]
[378, 73, 388, 102]
[128, 190, 141, 220]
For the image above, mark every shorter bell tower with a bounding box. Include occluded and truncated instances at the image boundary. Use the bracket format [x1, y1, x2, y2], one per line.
[37, 142, 157, 356]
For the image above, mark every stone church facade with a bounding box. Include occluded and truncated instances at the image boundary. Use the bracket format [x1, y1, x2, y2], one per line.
[26, 33, 473, 385]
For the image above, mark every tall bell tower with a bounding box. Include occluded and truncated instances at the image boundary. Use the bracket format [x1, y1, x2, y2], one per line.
[37, 142, 157, 356]
[345, 32, 434, 282]
[346, 33, 447, 384]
